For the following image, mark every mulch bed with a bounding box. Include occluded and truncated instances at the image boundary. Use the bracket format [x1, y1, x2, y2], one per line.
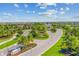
[8, 43, 37, 56]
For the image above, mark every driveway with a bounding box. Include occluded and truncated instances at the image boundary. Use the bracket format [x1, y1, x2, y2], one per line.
[19, 29, 63, 56]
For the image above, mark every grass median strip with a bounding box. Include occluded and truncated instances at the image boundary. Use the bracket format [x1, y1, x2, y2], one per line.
[0, 39, 17, 49]
[0, 36, 12, 43]
[42, 34, 64, 56]
[0, 35, 25, 49]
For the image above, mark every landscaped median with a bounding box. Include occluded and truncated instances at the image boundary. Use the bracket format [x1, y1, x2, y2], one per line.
[0, 39, 17, 49]
[0, 36, 12, 43]
[0, 35, 21, 49]
[42, 31, 65, 56]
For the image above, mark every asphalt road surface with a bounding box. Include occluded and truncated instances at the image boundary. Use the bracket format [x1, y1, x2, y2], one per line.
[19, 29, 63, 56]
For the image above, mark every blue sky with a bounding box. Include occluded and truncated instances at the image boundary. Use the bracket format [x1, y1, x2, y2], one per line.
[0, 3, 79, 22]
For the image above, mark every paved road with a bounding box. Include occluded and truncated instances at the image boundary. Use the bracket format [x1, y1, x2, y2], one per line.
[19, 29, 63, 56]
[0, 44, 17, 56]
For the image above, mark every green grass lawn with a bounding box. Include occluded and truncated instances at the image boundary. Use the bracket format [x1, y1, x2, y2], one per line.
[0, 38, 9, 43]
[35, 32, 49, 40]
[42, 34, 65, 56]
[0, 35, 22, 49]
[0, 39, 17, 49]
[0, 36, 12, 43]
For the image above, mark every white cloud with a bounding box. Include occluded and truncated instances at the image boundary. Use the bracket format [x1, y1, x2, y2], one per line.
[38, 12, 41, 15]
[24, 4, 28, 8]
[60, 7, 70, 11]
[40, 6, 46, 9]
[37, 3, 56, 8]
[0, 12, 15, 21]
[37, 3, 47, 7]
[59, 11, 65, 15]
[60, 8, 64, 11]
[59, 7, 69, 15]
[46, 3, 56, 6]
[38, 9, 57, 17]
[65, 3, 74, 5]
[32, 11, 35, 13]
[26, 10, 30, 13]
[3, 12, 12, 16]
[14, 4, 19, 8]
[16, 9, 24, 12]
[66, 7, 70, 11]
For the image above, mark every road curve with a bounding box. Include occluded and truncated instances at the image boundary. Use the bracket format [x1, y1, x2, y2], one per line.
[19, 29, 63, 56]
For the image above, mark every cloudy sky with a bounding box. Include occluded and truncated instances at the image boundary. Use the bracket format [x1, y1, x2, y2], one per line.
[0, 3, 79, 22]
